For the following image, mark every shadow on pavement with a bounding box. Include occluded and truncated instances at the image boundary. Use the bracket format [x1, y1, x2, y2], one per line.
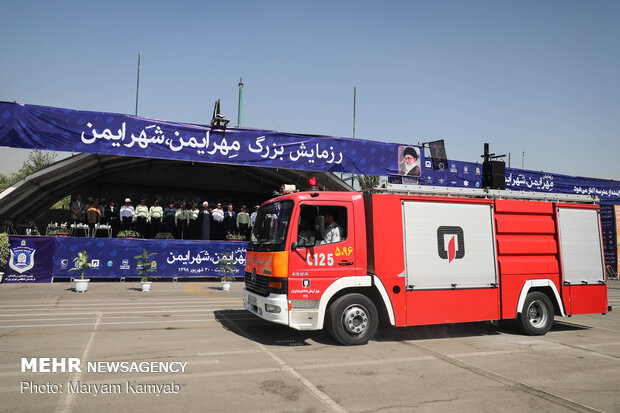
[214, 309, 333, 346]
[215, 309, 589, 347]
[550, 320, 590, 332]
[376, 321, 502, 342]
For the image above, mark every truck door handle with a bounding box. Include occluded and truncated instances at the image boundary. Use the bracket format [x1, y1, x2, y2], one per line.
[339, 261, 354, 266]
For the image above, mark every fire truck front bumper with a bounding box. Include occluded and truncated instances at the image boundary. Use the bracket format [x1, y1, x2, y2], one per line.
[243, 288, 289, 326]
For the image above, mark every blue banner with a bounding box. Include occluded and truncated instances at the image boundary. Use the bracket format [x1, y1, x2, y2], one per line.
[2, 237, 54, 283]
[391, 159, 620, 204]
[601, 205, 617, 274]
[390, 160, 484, 188]
[504, 167, 620, 203]
[0, 101, 406, 177]
[53, 237, 247, 278]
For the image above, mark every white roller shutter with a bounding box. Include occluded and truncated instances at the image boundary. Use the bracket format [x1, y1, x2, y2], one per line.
[557, 208, 605, 285]
[402, 201, 497, 290]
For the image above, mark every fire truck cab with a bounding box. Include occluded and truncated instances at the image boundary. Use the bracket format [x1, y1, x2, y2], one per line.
[244, 184, 609, 345]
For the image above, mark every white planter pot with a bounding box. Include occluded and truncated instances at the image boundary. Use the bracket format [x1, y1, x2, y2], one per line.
[74, 279, 90, 293]
[221, 281, 231, 291]
[141, 281, 152, 292]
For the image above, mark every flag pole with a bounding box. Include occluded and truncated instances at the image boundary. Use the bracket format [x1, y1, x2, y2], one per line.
[237, 77, 244, 127]
[135, 52, 141, 116]
[353, 85, 357, 138]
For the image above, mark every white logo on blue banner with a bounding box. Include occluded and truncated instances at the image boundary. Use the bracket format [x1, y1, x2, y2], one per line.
[9, 240, 35, 274]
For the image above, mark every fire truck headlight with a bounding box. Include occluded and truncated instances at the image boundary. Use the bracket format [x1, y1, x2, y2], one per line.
[268, 281, 283, 289]
[265, 304, 281, 314]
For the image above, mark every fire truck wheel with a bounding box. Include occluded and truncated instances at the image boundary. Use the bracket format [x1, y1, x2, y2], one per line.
[326, 293, 379, 345]
[517, 292, 554, 335]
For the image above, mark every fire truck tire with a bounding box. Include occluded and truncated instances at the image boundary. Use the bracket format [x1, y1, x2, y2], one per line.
[517, 292, 554, 335]
[326, 293, 379, 345]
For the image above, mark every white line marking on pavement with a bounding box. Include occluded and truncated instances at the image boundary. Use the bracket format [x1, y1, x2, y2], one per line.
[0, 303, 242, 312]
[400, 340, 604, 413]
[198, 349, 264, 357]
[53, 313, 102, 413]
[0, 317, 256, 329]
[0, 298, 242, 307]
[578, 341, 620, 349]
[560, 321, 620, 333]
[0, 307, 239, 318]
[217, 312, 348, 413]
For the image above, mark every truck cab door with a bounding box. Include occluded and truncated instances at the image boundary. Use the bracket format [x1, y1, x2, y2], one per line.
[288, 202, 356, 301]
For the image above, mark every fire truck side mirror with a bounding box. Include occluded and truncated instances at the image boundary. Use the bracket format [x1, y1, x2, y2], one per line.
[315, 216, 325, 241]
[293, 236, 316, 249]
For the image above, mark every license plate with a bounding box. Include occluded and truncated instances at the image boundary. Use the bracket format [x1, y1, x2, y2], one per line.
[248, 295, 257, 306]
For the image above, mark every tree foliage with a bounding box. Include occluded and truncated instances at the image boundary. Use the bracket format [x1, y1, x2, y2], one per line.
[355, 174, 380, 191]
[134, 249, 158, 282]
[0, 233, 9, 270]
[218, 250, 238, 282]
[0, 150, 57, 192]
[51, 195, 71, 210]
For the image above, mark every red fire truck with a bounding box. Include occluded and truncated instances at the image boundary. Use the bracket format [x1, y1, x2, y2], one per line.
[244, 183, 609, 345]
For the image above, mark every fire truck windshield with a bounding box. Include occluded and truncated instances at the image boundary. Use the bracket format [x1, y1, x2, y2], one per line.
[248, 200, 293, 252]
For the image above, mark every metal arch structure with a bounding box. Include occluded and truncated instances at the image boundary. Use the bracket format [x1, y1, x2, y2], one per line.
[0, 153, 353, 224]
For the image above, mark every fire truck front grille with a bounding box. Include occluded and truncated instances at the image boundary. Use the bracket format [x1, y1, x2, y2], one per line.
[244, 272, 287, 297]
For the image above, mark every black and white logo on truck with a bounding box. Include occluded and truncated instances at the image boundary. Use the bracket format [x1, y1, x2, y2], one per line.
[437, 226, 465, 263]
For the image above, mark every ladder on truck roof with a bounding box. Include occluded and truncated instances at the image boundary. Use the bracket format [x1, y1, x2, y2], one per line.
[374, 183, 599, 204]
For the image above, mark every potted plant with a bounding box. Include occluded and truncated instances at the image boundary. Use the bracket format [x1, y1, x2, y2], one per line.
[118, 230, 141, 239]
[217, 250, 237, 291]
[134, 249, 157, 292]
[69, 250, 91, 292]
[0, 233, 9, 282]
[48, 227, 69, 237]
[225, 231, 246, 241]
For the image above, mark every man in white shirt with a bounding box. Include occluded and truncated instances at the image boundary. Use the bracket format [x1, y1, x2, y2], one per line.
[211, 203, 225, 240]
[119, 198, 135, 232]
[319, 209, 343, 245]
[250, 205, 259, 228]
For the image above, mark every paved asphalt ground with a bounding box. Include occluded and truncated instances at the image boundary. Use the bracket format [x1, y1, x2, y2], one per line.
[0, 280, 619, 413]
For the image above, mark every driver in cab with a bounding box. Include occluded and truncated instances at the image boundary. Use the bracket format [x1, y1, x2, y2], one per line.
[319, 209, 343, 245]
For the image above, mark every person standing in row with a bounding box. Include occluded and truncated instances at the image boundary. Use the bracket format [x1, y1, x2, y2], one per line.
[120, 198, 135, 232]
[250, 205, 259, 239]
[200, 201, 211, 240]
[99, 198, 107, 224]
[105, 199, 120, 237]
[85, 197, 93, 216]
[149, 200, 163, 237]
[223, 204, 236, 237]
[86, 198, 101, 235]
[135, 199, 149, 238]
[70, 194, 85, 225]
[175, 203, 189, 239]
[188, 203, 200, 239]
[237, 205, 250, 239]
[250, 205, 259, 227]
[163, 201, 176, 235]
[212, 203, 224, 240]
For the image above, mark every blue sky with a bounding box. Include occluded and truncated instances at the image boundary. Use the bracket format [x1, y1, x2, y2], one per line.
[1, 0, 619, 180]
